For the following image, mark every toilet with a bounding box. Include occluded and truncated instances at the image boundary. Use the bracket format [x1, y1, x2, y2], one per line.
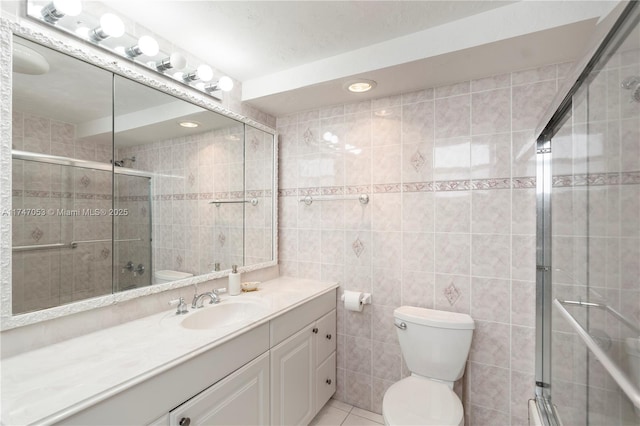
[382, 306, 475, 426]
[154, 270, 193, 284]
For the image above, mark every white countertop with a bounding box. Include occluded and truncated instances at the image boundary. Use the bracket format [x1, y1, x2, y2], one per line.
[1, 277, 338, 426]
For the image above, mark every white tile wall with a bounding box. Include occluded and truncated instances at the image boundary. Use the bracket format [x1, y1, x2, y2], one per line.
[276, 63, 569, 423]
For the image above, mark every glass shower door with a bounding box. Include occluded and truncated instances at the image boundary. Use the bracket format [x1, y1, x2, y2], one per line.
[540, 3, 640, 424]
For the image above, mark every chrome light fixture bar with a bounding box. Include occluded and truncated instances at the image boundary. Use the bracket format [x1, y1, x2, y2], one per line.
[27, 0, 235, 103]
[41, 0, 81, 23]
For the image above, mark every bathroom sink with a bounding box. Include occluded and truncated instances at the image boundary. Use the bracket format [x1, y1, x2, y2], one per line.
[180, 300, 269, 330]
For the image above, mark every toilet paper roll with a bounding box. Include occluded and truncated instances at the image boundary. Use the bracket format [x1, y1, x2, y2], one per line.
[344, 290, 364, 312]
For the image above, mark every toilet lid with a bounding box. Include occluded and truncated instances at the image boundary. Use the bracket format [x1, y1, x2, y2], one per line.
[382, 377, 463, 426]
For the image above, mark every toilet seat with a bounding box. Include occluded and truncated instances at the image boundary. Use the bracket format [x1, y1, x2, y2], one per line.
[382, 376, 463, 426]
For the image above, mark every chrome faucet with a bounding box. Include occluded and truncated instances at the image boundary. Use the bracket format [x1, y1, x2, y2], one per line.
[191, 288, 225, 309]
[191, 284, 226, 308]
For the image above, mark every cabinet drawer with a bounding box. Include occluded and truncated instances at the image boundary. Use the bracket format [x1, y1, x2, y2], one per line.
[316, 309, 336, 365]
[270, 290, 336, 347]
[315, 352, 336, 412]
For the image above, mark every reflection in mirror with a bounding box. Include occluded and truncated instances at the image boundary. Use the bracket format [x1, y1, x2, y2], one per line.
[9, 35, 276, 321]
[11, 37, 114, 314]
[113, 76, 246, 283]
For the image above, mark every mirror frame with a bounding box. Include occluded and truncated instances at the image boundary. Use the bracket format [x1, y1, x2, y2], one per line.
[0, 18, 279, 330]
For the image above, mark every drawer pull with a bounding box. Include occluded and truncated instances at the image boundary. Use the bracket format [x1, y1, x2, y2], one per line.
[312, 327, 319, 334]
[326, 378, 332, 385]
[326, 334, 332, 340]
[179, 417, 191, 426]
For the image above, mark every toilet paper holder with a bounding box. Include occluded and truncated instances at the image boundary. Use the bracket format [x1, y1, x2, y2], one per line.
[340, 292, 372, 305]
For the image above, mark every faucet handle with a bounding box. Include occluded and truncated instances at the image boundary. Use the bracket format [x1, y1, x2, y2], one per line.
[213, 287, 227, 295]
[169, 297, 188, 315]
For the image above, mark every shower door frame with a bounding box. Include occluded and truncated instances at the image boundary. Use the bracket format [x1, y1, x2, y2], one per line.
[534, 1, 640, 424]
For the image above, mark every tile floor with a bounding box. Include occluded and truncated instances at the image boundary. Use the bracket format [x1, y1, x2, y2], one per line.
[310, 399, 384, 426]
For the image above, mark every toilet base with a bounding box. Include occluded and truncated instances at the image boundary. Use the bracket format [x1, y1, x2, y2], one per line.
[382, 376, 464, 426]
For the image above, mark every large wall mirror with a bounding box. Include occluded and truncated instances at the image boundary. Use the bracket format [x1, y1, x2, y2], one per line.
[8, 34, 276, 319]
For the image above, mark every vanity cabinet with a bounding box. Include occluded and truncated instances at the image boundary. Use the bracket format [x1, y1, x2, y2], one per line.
[169, 352, 270, 426]
[270, 307, 337, 425]
[48, 289, 337, 426]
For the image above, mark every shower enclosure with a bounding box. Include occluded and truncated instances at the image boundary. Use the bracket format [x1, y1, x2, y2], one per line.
[535, 2, 640, 425]
[11, 151, 153, 314]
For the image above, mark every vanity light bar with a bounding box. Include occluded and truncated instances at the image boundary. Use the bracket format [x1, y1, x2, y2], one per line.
[27, 0, 234, 102]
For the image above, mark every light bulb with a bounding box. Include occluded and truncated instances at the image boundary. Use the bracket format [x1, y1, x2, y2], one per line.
[90, 13, 125, 42]
[184, 64, 213, 82]
[218, 76, 234, 91]
[156, 52, 186, 72]
[100, 13, 125, 37]
[203, 76, 234, 95]
[197, 64, 213, 82]
[126, 35, 159, 58]
[41, 0, 81, 23]
[75, 26, 90, 38]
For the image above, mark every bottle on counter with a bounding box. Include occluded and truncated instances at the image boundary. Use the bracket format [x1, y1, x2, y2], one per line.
[229, 264, 241, 296]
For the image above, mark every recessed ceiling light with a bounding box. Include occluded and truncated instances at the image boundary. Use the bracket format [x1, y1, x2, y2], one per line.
[345, 79, 377, 93]
[179, 121, 200, 128]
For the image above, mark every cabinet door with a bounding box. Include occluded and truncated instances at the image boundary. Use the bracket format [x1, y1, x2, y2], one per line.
[315, 309, 336, 365]
[169, 352, 269, 426]
[315, 352, 336, 413]
[270, 323, 315, 425]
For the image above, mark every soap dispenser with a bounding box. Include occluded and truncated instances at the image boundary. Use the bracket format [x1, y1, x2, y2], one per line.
[229, 264, 241, 296]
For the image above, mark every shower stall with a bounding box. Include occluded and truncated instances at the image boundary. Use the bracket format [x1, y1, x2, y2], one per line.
[535, 2, 640, 425]
[11, 150, 152, 314]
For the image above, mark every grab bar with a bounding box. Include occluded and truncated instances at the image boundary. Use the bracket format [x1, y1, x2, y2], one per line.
[299, 194, 369, 206]
[13, 238, 142, 252]
[554, 298, 640, 409]
[209, 199, 258, 207]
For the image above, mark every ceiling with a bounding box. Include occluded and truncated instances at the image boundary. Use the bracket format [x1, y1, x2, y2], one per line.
[103, 0, 619, 117]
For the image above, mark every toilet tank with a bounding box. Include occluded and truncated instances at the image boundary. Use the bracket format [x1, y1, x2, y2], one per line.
[394, 306, 475, 383]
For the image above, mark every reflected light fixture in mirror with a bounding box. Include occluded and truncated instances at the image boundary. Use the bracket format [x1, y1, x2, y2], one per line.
[179, 120, 200, 128]
[26, 0, 234, 103]
[345, 79, 377, 93]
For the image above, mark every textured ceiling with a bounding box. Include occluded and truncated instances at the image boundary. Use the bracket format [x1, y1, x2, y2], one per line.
[107, 1, 516, 81]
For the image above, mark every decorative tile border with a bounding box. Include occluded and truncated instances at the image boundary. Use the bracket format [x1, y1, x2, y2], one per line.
[402, 182, 434, 192]
[471, 178, 511, 190]
[373, 183, 402, 193]
[512, 177, 537, 188]
[552, 171, 640, 187]
[13, 190, 115, 200]
[434, 179, 472, 191]
[277, 172, 639, 198]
